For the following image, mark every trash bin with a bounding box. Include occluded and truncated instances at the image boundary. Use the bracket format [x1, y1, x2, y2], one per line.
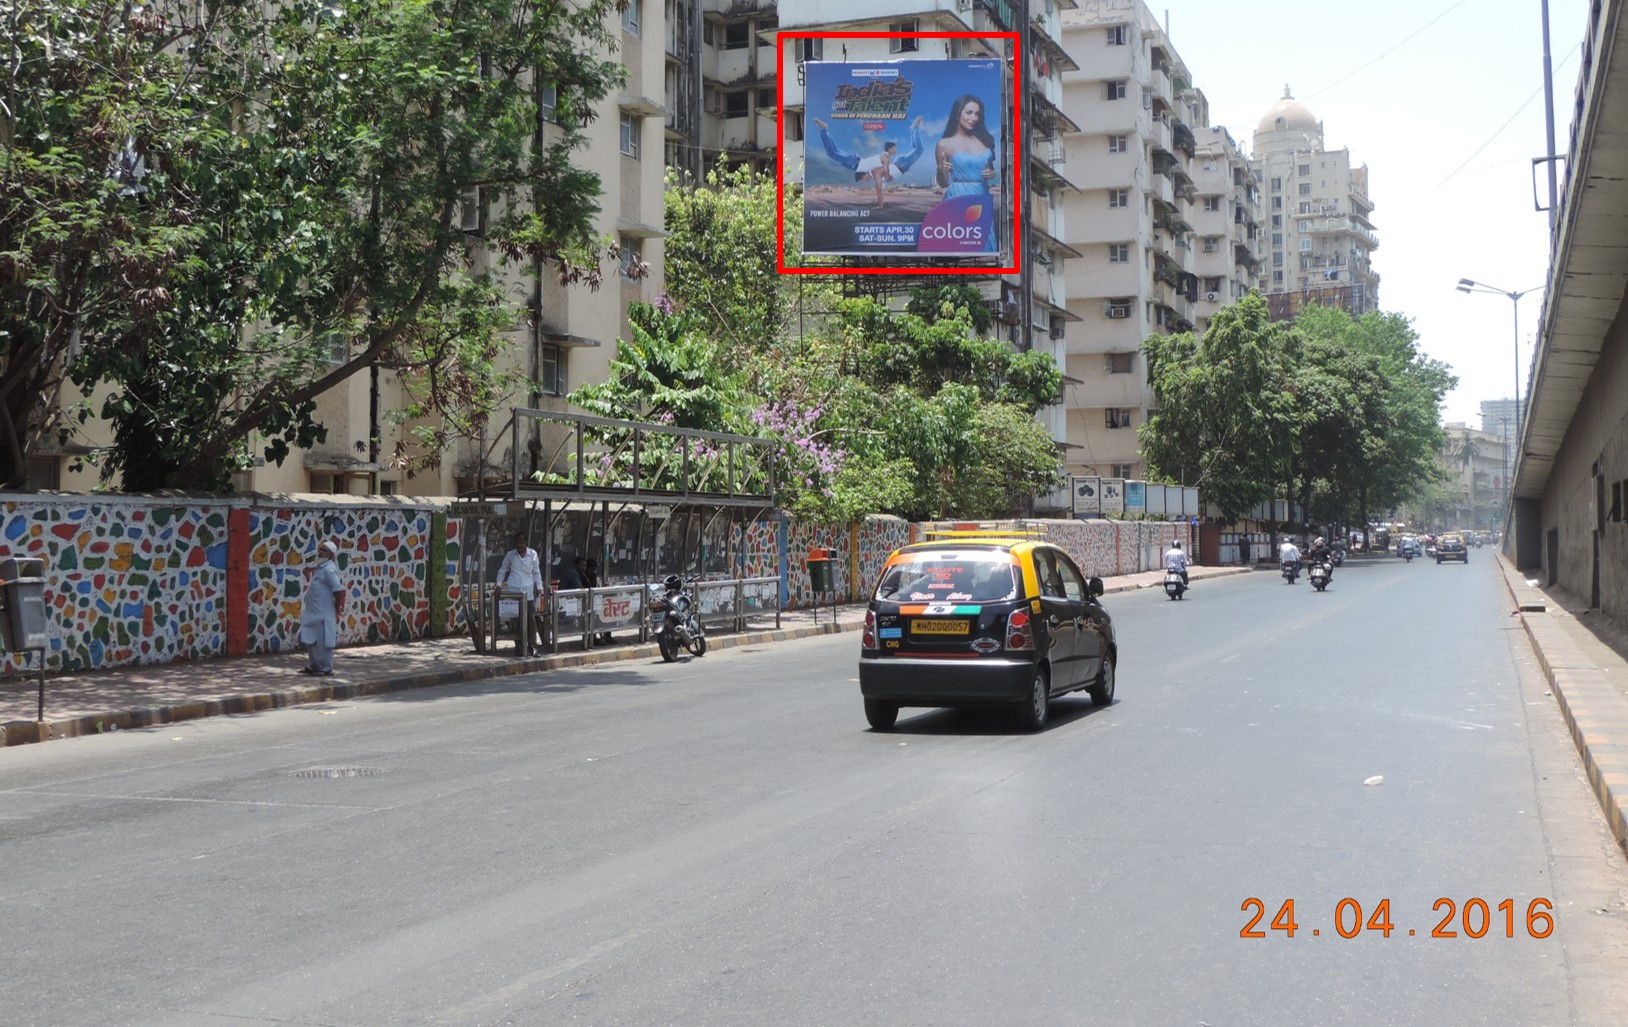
[0, 556, 48, 652]
[805, 548, 834, 593]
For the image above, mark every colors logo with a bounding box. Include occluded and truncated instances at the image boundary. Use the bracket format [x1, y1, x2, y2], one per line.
[917, 195, 996, 254]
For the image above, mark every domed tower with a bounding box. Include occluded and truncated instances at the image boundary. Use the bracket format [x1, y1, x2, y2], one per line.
[1249, 85, 1379, 318]
[1253, 86, 1324, 154]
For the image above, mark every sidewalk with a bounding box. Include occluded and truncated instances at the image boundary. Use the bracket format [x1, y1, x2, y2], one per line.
[1496, 554, 1628, 861]
[0, 564, 1249, 748]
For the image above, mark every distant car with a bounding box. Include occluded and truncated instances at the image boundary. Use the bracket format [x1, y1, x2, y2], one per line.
[1436, 533, 1469, 564]
[858, 536, 1116, 731]
[1397, 537, 1422, 558]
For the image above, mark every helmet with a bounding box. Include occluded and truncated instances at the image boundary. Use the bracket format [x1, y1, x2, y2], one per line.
[1171, 540, 1181, 548]
[664, 574, 683, 591]
[1314, 537, 1326, 546]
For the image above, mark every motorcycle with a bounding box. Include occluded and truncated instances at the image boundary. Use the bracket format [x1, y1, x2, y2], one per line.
[1309, 560, 1332, 592]
[1331, 547, 1345, 567]
[1403, 548, 1415, 563]
[1281, 560, 1299, 585]
[1163, 569, 1188, 600]
[651, 576, 707, 663]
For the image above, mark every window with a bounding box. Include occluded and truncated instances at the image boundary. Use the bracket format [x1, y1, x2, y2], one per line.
[1106, 352, 1135, 374]
[1108, 242, 1130, 263]
[1273, 252, 1284, 266]
[889, 20, 918, 52]
[1272, 232, 1282, 246]
[540, 344, 566, 396]
[1111, 463, 1133, 479]
[459, 186, 482, 234]
[1106, 408, 1133, 429]
[1273, 271, 1284, 283]
[620, 112, 641, 157]
[1106, 24, 1127, 45]
[621, 0, 639, 35]
[724, 92, 748, 118]
[1108, 134, 1129, 154]
[1108, 188, 1129, 208]
[786, 111, 804, 141]
[1298, 182, 1311, 196]
[1610, 480, 1623, 522]
[797, 38, 823, 62]
[1106, 79, 1127, 100]
[1297, 163, 1310, 176]
[618, 236, 644, 279]
[1272, 214, 1282, 227]
[1203, 196, 1220, 212]
[1271, 177, 1281, 191]
[757, 88, 775, 110]
[723, 23, 749, 49]
[1206, 277, 1223, 292]
[1202, 237, 1218, 252]
[540, 82, 557, 123]
[1272, 196, 1282, 209]
[702, 21, 713, 45]
[1299, 238, 1313, 251]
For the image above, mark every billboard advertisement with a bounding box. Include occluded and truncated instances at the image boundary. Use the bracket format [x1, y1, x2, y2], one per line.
[1071, 475, 1101, 515]
[1100, 478, 1125, 515]
[801, 59, 1004, 259]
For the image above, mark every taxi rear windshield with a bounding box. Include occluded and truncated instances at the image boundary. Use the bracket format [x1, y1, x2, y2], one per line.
[874, 551, 1018, 604]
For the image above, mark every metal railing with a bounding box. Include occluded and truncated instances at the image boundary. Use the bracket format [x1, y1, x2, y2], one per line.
[484, 575, 783, 656]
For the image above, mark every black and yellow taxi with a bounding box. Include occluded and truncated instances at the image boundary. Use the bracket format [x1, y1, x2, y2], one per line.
[1436, 532, 1469, 564]
[858, 533, 1116, 731]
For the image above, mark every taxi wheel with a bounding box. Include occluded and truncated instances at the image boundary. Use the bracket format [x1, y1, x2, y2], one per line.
[1089, 653, 1116, 706]
[864, 699, 899, 731]
[1015, 666, 1050, 731]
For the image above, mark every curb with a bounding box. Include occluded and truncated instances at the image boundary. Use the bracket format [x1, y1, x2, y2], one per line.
[1496, 554, 1628, 860]
[1, 619, 862, 749]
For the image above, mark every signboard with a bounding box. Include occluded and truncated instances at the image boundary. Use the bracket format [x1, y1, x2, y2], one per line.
[802, 59, 1004, 258]
[1071, 476, 1101, 515]
[449, 502, 506, 518]
[1124, 481, 1146, 512]
[1100, 478, 1125, 515]
[591, 587, 645, 630]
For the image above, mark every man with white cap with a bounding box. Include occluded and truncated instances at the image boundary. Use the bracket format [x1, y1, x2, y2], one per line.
[299, 539, 346, 675]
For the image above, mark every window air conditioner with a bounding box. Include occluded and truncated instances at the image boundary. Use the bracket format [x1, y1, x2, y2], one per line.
[957, 0, 973, 10]
[1049, 322, 1066, 339]
[1105, 304, 1131, 319]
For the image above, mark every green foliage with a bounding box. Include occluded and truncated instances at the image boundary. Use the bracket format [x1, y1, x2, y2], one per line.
[3, 0, 629, 489]
[1140, 293, 1455, 529]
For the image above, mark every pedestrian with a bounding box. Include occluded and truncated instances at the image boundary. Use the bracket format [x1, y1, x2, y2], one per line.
[299, 539, 345, 676]
[497, 531, 546, 655]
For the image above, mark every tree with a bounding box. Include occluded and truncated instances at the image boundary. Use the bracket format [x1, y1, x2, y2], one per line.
[1140, 293, 1296, 524]
[3, 0, 632, 490]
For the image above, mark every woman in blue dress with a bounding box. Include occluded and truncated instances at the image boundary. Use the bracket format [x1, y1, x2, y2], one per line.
[814, 115, 925, 209]
[934, 94, 997, 199]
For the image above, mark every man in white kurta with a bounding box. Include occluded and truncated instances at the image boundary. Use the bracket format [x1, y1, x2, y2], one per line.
[497, 532, 546, 654]
[299, 540, 346, 675]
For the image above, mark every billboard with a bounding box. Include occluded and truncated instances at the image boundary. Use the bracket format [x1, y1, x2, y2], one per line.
[1100, 478, 1125, 515]
[801, 59, 1005, 259]
[1071, 475, 1101, 515]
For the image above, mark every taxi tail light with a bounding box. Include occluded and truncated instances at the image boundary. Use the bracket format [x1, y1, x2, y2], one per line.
[862, 609, 877, 649]
[1005, 610, 1034, 651]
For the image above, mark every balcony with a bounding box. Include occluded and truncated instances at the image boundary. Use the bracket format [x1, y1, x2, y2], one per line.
[1301, 216, 1380, 250]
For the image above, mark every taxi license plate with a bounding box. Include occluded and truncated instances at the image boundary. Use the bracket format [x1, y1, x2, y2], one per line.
[912, 618, 969, 636]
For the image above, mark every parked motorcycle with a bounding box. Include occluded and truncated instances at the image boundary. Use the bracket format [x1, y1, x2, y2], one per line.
[651, 575, 707, 662]
[1281, 560, 1299, 585]
[1309, 560, 1332, 592]
[1163, 569, 1188, 600]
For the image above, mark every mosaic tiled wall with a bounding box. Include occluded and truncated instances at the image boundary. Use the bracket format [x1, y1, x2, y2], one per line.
[1, 500, 232, 673]
[246, 506, 438, 655]
[1, 496, 451, 674]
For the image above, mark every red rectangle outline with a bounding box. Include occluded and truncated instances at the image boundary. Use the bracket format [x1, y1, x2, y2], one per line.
[776, 32, 1022, 276]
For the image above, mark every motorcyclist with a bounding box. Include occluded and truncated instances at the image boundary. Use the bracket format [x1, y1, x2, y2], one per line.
[1278, 537, 1302, 576]
[1307, 536, 1335, 573]
[1163, 538, 1190, 586]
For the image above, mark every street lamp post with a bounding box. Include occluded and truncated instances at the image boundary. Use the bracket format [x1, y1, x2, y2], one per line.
[1456, 278, 1541, 490]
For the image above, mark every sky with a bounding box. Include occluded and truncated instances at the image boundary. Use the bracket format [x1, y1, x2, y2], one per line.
[1152, 0, 1591, 427]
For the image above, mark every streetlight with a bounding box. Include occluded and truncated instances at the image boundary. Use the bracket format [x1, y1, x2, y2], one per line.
[1456, 278, 1541, 482]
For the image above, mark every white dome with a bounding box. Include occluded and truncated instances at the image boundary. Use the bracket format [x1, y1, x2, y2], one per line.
[1256, 87, 1319, 136]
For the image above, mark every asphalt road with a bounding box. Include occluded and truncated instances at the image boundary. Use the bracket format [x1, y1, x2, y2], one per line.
[3, 555, 1628, 1026]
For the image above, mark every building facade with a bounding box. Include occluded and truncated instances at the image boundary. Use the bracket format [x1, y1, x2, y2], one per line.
[1056, 0, 1261, 482]
[1250, 88, 1380, 321]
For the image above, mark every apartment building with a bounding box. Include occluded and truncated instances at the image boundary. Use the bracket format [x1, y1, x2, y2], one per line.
[1057, 0, 1260, 482]
[777, 0, 1081, 499]
[665, 0, 780, 179]
[1252, 89, 1380, 321]
[38, 4, 667, 496]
